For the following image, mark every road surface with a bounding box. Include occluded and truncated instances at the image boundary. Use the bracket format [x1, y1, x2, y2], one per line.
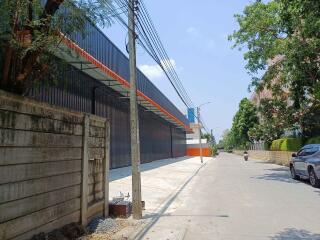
[133, 153, 320, 240]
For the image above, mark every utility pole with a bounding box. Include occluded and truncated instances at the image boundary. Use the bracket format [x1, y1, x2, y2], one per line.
[197, 107, 203, 164]
[128, 0, 142, 219]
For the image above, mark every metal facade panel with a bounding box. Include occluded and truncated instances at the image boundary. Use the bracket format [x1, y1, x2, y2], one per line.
[69, 20, 189, 127]
[28, 65, 186, 169]
[172, 127, 187, 158]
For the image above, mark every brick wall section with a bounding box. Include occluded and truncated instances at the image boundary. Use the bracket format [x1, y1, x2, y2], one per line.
[0, 90, 110, 240]
[233, 150, 294, 166]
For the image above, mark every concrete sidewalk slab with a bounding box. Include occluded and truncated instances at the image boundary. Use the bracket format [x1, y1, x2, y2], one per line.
[109, 156, 212, 215]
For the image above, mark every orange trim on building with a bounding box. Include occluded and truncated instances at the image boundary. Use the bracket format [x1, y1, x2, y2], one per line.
[187, 148, 211, 157]
[61, 36, 191, 132]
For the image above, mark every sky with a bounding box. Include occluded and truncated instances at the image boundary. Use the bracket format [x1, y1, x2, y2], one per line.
[102, 0, 253, 141]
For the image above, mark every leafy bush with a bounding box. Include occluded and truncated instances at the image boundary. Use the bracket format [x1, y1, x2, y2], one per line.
[270, 138, 302, 152]
[270, 139, 284, 151]
[306, 136, 320, 144]
[280, 138, 302, 151]
[210, 145, 219, 156]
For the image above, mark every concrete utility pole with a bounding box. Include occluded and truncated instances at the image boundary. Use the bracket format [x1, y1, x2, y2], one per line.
[128, 0, 142, 219]
[197, 107, 203, 164]
[196, 102, 211, 163]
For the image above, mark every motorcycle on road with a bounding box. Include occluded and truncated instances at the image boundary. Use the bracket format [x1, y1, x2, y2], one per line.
[244, 151, 249, 161]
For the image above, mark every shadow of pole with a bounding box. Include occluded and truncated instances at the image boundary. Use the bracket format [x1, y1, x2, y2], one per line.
[132, 161, 209, 240]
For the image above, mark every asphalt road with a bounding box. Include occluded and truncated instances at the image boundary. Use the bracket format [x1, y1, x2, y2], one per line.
[135, 153, 320, 240]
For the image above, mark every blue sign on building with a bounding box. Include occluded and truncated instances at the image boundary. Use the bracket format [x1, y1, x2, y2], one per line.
[188, 108, 195, 123]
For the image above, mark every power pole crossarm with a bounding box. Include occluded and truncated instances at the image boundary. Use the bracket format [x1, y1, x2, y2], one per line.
[128, 0, 142, 220]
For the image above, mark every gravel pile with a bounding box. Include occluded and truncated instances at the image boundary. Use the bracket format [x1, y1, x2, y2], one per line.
[87, 218, 118, 234]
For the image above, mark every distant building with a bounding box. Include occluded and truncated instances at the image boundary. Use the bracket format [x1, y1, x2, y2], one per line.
[186, 123, 211, 157]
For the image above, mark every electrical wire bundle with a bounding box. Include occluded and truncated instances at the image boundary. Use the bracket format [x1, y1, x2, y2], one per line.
[105, 0, 210, 134]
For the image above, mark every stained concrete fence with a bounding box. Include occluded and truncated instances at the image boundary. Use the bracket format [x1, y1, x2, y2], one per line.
[0, 90, 110, 240]
[234, 150, 294, 166]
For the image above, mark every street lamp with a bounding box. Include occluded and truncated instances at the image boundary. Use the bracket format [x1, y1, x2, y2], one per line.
[196, 102, 211, 163]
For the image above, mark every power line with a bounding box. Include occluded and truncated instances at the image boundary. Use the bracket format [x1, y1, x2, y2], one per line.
[137, 0, 194, 107]
[115, 0, 194, 108]
[105, 0, 210, 133]
[139, 0, 194, 105]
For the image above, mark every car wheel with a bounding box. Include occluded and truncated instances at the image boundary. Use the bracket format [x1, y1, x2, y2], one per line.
[309, 168, 320, 188]
[290, 165, 299, 180]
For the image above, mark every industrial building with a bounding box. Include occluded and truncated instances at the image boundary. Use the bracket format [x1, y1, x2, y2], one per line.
[26, 16, 190, 169]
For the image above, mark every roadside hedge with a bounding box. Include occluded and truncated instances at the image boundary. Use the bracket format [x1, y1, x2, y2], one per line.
[270, 139, 284, 151]
[306, 136, 320, 144]
[270, 138, 302, 152]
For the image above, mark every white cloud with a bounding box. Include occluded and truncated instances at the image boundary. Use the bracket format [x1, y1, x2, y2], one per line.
[186, 27, 201, 37]
[139, 59, 177, 80]
[186, 26, 217, 52]
[139, 64, 163, 80]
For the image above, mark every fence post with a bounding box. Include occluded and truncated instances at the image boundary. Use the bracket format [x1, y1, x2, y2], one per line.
[81, 114, 89, 226]
[103, 119, 110, 217]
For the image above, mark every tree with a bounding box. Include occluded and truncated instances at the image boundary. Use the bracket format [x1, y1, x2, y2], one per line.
[229, 0, 320, 137]
[229, 1, 283, 75]
[218, 129, 235, 151]
[202, 132, 217, 147]
[249, 96, 296, 143]
[202, 133, 213, 143]
[300, 102, 320, 138]
[0, 0, 112, 94]
[279, 0, 320, 107]
[230, 98, 259, 149]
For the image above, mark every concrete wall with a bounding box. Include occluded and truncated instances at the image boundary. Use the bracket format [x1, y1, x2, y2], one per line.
[233, 150, 294, 166]
[0, 90, 110, 240]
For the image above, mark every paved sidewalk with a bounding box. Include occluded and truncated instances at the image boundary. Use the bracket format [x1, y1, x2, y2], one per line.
[109, 156, 211, 218]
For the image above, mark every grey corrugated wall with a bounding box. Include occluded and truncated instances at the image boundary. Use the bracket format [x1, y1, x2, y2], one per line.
[29, 65, 186, 169]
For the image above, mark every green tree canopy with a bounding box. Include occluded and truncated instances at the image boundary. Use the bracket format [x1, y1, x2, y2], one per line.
[219, 99, 259, 151]
[0, 0, 113, 93]
[218, 129, 233, 150]
[202, 133, 216, 145]
[230, 98, 259, 149]
[229, 0, 320, 108]
[229, 0, 320, 139]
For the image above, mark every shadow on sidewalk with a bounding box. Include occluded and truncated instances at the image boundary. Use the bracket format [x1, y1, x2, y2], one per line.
[132, 161, 208, 240]
[270, 228, 320, 240]
[110, 156, 194, 182]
